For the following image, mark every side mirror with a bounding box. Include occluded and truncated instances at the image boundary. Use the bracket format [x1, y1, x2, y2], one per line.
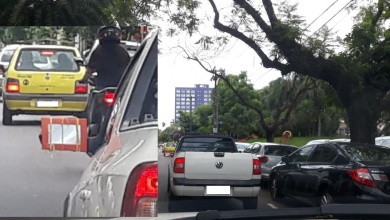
[88, 124, 100, 137]
[281, 155, 289, 164]
[40, 117, 88, 152]
[74, 57, 86, 67]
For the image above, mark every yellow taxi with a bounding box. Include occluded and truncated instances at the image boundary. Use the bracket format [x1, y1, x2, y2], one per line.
[1, 45, 89, 125]
[162, 142, 176, 157]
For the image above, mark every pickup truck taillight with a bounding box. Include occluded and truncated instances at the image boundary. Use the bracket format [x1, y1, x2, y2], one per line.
[6, 78, 20, 93]
[174, 157, 185, 173]
[103, 91, 115, 106]
[348, 168, 377, 188]
[253, 159, 261, 175]
[121, 162, 158, 217]
[75, 81, 88, 94]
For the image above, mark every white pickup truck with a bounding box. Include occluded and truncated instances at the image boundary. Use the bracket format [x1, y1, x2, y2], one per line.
[167, 134, 261, 210]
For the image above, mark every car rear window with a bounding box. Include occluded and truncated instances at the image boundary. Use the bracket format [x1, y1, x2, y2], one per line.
[264, 145, 297, 156]
[179, 137, 237, 153]
[15, 49, 79, 72]
[1, 49, 15, 62]
[341, 144, 390, 164]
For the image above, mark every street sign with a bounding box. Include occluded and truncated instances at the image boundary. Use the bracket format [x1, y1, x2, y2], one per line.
[213, 128, 218, 133]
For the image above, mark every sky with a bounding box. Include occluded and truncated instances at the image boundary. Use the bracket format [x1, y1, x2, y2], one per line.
[156, 0, 358, 130]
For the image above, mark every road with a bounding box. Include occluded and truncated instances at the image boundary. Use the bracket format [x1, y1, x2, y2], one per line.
[0, 102, 91, 217]
[158, 151, 313, 213]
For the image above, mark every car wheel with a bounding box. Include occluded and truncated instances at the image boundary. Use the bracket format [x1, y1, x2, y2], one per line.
[270, 178, 284, 200]
[319, 188, 333, 206]
[2, 103, 13, 125]
[240, 197, 258, 210]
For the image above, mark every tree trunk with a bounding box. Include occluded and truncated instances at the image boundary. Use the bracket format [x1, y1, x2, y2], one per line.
[346, 100, 379, 144]
[265, 130, 274, 142]
[318, 115, 322, 137]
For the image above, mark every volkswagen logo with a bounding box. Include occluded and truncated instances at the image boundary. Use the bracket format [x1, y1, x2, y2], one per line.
[215, 161, 223, 169]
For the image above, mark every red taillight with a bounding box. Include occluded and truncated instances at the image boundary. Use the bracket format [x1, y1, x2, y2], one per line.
[6, 78, 20, 93]
[75, 81, 88, 94]
[348, 168, 377, 188]
[173, 157, 185, 173]
[104, 92, 115, 106]
[121, 162, 158, 217]
[258, 155, 269, 163]
[253, 159, 261, 175]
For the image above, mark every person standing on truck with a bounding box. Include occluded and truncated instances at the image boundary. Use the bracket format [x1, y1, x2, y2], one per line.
[81, 26, 131, 89]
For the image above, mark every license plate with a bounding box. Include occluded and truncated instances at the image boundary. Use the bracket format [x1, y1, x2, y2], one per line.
[206, 186, 231, 195]
[37, 100, 59, 107]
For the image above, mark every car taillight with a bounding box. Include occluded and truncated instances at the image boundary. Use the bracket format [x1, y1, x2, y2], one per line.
[6, 78, 20, 93]
[103, 92, 115, 106]
[173, 157, 185, 173]
[253, 159, 261, 175]
[258, 155, 269, 163]
[75, 81, 88, 94]
[121, 162, 158, 217]
[348, 168, 377, 188]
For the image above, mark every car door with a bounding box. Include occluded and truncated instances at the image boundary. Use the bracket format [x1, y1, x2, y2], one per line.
[300, 144, 339, 196]
[281, 145, 316, 196]
[76, 31, 158, 217]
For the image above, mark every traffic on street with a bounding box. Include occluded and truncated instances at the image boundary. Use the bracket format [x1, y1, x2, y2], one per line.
[158, 149, 312, 213]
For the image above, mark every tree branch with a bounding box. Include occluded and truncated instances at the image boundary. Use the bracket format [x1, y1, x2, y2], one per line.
[372, 0, 385, 26]
[262, 0, 279, 27]
[208, 0, 292, 75]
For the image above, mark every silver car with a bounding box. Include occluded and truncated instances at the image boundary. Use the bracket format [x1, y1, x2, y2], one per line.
[63, 29, 158, 217]
[235, 142, 251, 152]
[244, 142, 298, 185]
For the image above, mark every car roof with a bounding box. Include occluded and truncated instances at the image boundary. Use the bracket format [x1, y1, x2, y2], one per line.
[182, 135, 234, 139]
[17, 44, 78, 50]
[2, 44, 24, 50]
[250, 142, 297, 147]
[376, 136, 390, 140]
[235, 142, 251, 145]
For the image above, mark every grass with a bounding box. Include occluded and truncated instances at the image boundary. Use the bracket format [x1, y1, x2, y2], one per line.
[245, 136, 349, 147]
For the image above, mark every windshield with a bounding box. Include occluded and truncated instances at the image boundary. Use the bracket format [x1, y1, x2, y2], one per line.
[341, 144, 390, 164]
[1, 49, 15, 62]
[15, 48, 79, 72]
[179, 137, 237, 152]
[236, 143, 250, 150]
[264, 145, 297, 156]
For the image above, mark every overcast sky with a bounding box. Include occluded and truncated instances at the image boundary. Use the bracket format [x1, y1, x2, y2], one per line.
[156, 0, 357, 130]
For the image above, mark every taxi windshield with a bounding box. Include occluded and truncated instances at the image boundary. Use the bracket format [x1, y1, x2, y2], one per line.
[15, 48, 79, 72]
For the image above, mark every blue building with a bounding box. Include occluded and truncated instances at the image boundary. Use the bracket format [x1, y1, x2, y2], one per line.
[174, 84, 214, 124]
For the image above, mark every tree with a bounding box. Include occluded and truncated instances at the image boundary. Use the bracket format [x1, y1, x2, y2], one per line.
[0, 0, 111, 25]
[166, 0, 390, 144]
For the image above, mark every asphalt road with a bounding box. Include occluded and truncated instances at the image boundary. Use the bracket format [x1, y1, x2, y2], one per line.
[158, 151, 313, 213]
[0, 102, 91, 217]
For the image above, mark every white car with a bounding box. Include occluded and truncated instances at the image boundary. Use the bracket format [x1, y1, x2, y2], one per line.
[168, 134, 261, 210]
[0, 44, 21, 70]
[376, 136, 390, 147]
[62, 29, 158, 217]
[235, 142, 251, 152]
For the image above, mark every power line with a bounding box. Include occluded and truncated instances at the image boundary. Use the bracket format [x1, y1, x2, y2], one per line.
[304, 0, 339, 31]
[252, 69, 273, 83]
[305, 0, 354, 42]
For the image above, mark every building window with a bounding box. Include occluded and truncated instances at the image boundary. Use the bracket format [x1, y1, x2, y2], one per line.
[176, 90, 180, 93]
[191, 90, 195, 93]
[176, 106, 180, 109]
[176, 94, 180, 97]
[181, 102, 185, 105]
[181, 98, 185, 101]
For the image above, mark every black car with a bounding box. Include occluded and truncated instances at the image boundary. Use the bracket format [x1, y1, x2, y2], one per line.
[269, 142, 390, 206]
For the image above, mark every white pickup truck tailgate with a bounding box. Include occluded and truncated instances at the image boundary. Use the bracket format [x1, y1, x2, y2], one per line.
[184, 152, 254, 180]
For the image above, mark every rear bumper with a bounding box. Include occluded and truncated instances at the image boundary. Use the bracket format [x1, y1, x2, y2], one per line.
[171, 178, 261, 197]
[3, 93, 88, 113]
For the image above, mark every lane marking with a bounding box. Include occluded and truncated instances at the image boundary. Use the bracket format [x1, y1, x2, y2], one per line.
[267, 203, 278, 209]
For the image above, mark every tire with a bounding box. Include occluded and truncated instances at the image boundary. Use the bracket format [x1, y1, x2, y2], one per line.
[270, 178, 284, 200]
[318, 187, 333, 206]
[240, 197, 258, 210]
[2, 103, 13, 125]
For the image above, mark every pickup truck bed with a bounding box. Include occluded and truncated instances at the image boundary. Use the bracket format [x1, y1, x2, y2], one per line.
[168, 135, 261, 210]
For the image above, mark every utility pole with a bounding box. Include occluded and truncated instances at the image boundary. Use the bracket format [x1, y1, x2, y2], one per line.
[212, 74, 219, 133]
[187, 96, 195, 132]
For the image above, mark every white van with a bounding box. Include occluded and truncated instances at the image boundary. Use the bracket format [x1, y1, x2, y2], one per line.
[0, 44, 22, 70]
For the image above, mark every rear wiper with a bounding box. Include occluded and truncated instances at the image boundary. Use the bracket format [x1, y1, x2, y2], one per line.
[195, 204, 390, 220]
